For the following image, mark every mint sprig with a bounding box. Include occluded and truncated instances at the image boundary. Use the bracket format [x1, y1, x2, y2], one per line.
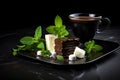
[55, 15, 62, 27]
[46, 15, 69, 38]
[34, 26, 42, 41]
[12, 26, 46, 56]
[56, 55, 64, 61]
[84, 40, 103, 54]
[20, 36, 34, 45]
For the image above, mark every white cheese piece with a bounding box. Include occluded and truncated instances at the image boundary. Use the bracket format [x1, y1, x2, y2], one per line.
[36, 56, 40, 59]
[50, 51, 56, 58]
[73, 46, 85, 58]
[45, 34, 58, 53]
[69, 54, 76, 61]
[37, 50, 42, 56]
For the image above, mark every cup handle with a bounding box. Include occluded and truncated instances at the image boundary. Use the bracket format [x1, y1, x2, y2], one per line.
[96, 17, 111, 33]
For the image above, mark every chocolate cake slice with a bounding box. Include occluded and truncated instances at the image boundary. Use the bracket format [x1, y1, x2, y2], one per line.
[55, 37, 80, 58]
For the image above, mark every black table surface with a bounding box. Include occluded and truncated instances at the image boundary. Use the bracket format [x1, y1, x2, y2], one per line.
[0, 26, 120, 80]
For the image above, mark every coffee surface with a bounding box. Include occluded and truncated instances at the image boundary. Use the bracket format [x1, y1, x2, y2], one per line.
[69, 16, 100, 22]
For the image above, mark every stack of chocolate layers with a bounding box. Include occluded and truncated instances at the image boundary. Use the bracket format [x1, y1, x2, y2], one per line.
[55, 37, 80, 58]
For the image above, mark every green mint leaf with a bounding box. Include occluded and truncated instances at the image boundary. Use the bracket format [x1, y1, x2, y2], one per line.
[41, 50, 51, 57]
[34, 26, 42, 40]
[46, 15, 69, 38]
[17, 45, 26, 51]
[19, 45, 32, 51]
[12, 49, 18, 56]
[92, 45, 103, 52]
[12, 45, 26, 56]
[20, 36, 34, 45]
[85, 40, 103, 54]
[17, 45, 25, 48]
[58, 25, 69, 38]
[85, 40, 95, 54]
[56, 55, 64, 61]
[46, 25, 57, 34]
[37, 42, 45, 50]
[55, 15, 62, 27]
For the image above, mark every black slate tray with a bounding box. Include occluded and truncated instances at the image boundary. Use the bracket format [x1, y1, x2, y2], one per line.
[18, 39, 120, 66]
[0, 33, 119, 66]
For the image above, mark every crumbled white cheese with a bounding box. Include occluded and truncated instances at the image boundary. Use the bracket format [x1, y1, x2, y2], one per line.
[69, 54, 76, 61]
[37, 50, 42, 56]
[74, 46, 85, 58]
[36, 56, 40, 59]
[50, 51, 56, 58]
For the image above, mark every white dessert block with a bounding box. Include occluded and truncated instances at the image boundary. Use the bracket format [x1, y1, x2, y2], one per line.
[69, 54, 76, 61]
[45, 34, 58, 53]
[74, 46, 85, 58]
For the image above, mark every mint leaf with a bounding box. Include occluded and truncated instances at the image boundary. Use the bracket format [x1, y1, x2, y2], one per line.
[41, 50, 51, 57]
[55, 15, 62, 27]
[56, 55, 64, 61]
[85, 40, 95, 54]
[87, 40, 95, 53]
[34, 26, 42, 40]
[92, 45, 103, 52]
[12, 49, 18, 56]
[85, 40, 103, 54]
[46, 25, 56, 34]
[17, 45, 26, 50]
[46, 15, 69, 38]
[20, 36, 34, 45]
[57, 25, 69, 38]
[37, 42, 45, 50]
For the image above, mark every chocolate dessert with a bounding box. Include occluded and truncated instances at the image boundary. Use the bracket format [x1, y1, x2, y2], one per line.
[55, 37, 80, 58]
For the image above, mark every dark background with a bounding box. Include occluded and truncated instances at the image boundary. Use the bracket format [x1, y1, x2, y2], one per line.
[0, 1, 120, 32]
[0, 1, 120, 80]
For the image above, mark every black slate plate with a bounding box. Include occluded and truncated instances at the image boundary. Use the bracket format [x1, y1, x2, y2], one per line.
[0, 33, 119, 66]
[18, 38, 120, 66]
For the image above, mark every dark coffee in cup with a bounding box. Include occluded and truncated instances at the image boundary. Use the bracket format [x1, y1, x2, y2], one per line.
[69, 13, 110, 43]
